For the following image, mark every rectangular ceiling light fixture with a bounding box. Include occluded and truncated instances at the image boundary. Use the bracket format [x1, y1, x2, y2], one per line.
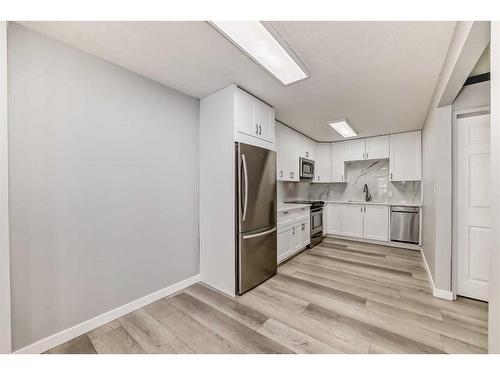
[329, 119, 358, 138]
[210, 21, 308, 85]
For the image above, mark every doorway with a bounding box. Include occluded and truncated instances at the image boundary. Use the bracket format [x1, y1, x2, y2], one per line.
[453, 111, 491, 301]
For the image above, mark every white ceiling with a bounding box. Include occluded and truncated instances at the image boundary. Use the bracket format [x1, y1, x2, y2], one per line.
[19, 21, 456, 141]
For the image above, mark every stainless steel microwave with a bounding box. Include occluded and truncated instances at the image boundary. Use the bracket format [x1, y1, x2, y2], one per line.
[299, 157, 315, 180]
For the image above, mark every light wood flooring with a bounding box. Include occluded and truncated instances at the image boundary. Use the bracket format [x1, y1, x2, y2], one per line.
[46, 238, 488, 354]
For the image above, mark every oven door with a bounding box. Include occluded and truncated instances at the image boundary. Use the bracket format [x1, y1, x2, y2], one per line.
[309, 208, 324, 247]
[299, 157, 315, 179]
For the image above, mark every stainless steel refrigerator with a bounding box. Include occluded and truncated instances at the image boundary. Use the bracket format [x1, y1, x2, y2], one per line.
[235, 142, 277, 295]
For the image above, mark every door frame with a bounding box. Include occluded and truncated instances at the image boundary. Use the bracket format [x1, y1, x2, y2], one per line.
[451, 106, 491, 300]
[0, 21, 10, 353]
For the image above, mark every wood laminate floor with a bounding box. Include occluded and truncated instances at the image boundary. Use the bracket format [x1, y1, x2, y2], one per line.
[46, 238, 488, 354]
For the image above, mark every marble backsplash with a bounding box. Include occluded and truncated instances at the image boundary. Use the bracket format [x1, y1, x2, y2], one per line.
[278, 159, 421, 205]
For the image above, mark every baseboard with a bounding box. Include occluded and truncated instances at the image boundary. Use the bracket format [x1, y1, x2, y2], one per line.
[420, 249, 453, 301]
[14, 274, 201, 354]
[325, 234, 421, 251]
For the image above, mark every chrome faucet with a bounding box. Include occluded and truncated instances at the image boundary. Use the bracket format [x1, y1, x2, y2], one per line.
[363, 184, 372, 202]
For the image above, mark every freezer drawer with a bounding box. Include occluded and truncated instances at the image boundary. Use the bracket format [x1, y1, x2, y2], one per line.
[390, 206, 419, 244]
[237, 225, 277, 295]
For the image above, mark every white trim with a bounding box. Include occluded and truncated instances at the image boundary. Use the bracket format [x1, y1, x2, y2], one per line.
[0, 21, 11, 354]
[14, 274, 200, 354]
[420, 248, 453, 301]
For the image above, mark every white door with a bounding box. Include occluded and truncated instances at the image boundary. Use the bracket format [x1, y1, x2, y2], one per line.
[277, 225, 294, 262]
[235, 89, 258, 138]
[340, 204, 364, 238]
[365, 135, 390, 160]
[288, 129, 300, 181]
[254, 100, 274, 143]
[456, 114, 491, 301]
[363, 205, 389, 241]
[276, 122, 287, 181]
[315, 143, 332, 183]
[344, 139, 366, 161]
[390, 131, 422, 181]
[331, 142, 345, 182]
[326, 203, 342, 235]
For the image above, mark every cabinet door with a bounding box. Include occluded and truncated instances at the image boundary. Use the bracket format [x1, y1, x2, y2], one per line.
[326, 203, 342, 235]
[287, 129, 301, 181]
[390, 131, 421, 181]
[340, 204, 364, 238]
[344, 139, 366, 161]
[331, 142, 346, 182]
[314, 143, 332, 183]
[276, 122, 287, 181]
[363, 205, 389, 241]
[304, 138, 316, 160]
[300, 221, 310, 248]
[235, 89, 258, 138]
[277, 225, 294, 262]
[254, 100, 275, 144]
[292, 225, 303, 251]
[365, 135, 389, 160]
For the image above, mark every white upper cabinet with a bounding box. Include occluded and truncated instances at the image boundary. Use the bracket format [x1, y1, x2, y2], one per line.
[363, 205, 389, 241]
[254, 99, 275, 143]
[235, 88, 275, 145]
[365, 135, 389, 160]
[344, 136, 389, 161]
[314, 143, 332, 183]
[390, 131, 422, 181]
[276, 122, 299, 182]
[331, 142, 346, 183]
[344, 139, 366, 161]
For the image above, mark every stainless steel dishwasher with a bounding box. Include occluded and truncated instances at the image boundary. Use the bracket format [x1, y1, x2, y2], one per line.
[390, 206, 420, 244]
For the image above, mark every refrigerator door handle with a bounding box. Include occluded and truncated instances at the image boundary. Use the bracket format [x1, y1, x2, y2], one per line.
[241, 153, 249, 222]
[242, 227, 277, 240]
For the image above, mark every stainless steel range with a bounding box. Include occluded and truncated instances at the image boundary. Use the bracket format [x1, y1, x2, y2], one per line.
[285, 200, 325, 248]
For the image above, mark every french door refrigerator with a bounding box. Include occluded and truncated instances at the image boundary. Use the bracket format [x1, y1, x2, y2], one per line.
[235, 142, 277, 295]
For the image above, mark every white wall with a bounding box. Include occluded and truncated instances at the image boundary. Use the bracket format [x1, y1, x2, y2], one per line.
[422, 105, 452, 289]
[489, 21, 500, 354]
[8, 23, 200, 351]
[0, 21, 11, 354]
[421, 21, 490, 292]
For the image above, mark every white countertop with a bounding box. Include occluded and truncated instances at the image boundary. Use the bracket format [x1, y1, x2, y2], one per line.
[277, 203, 311, 213]
[324, 200, 422, 207]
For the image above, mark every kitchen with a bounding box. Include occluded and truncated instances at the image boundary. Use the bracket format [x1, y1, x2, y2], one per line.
[0, 18, 498, 359]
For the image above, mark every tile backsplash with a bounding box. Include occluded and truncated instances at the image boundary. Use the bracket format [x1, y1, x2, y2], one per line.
[278, 159, 421, 205]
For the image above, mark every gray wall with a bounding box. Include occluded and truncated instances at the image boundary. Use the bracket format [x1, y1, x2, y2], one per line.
[8, 23, 199, 350]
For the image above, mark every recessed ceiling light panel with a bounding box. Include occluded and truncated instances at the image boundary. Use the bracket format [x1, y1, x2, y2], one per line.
[329, 119, 358, 138]
[210, 21, 308, 85]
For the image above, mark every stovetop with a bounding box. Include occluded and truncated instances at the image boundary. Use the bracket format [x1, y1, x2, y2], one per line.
[284, 200, 325, 208]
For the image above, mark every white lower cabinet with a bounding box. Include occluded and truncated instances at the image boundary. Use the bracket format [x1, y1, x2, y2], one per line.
[363, 205, 389, 241]
[326, 203, 342, 235]
[340, 204, 364, 238]
[277, 207, 310, 263]
[325, 203, 389, 242]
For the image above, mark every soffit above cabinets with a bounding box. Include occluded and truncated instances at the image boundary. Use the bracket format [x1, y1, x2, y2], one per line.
[19, 21, 455, 141]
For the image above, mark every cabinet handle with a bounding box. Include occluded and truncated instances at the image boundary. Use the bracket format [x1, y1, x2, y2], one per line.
[360, 206, 362, 212]
[291, 171, 294, 178]
[390, 172, 393, 179]
[280, 170, 283, 178]
[255, 124, 259, 134]
[259, 124, 262, 135]
[292, 227, 295, 235]
[306, 151, 309, 157]
[302, 223, 305, 230]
